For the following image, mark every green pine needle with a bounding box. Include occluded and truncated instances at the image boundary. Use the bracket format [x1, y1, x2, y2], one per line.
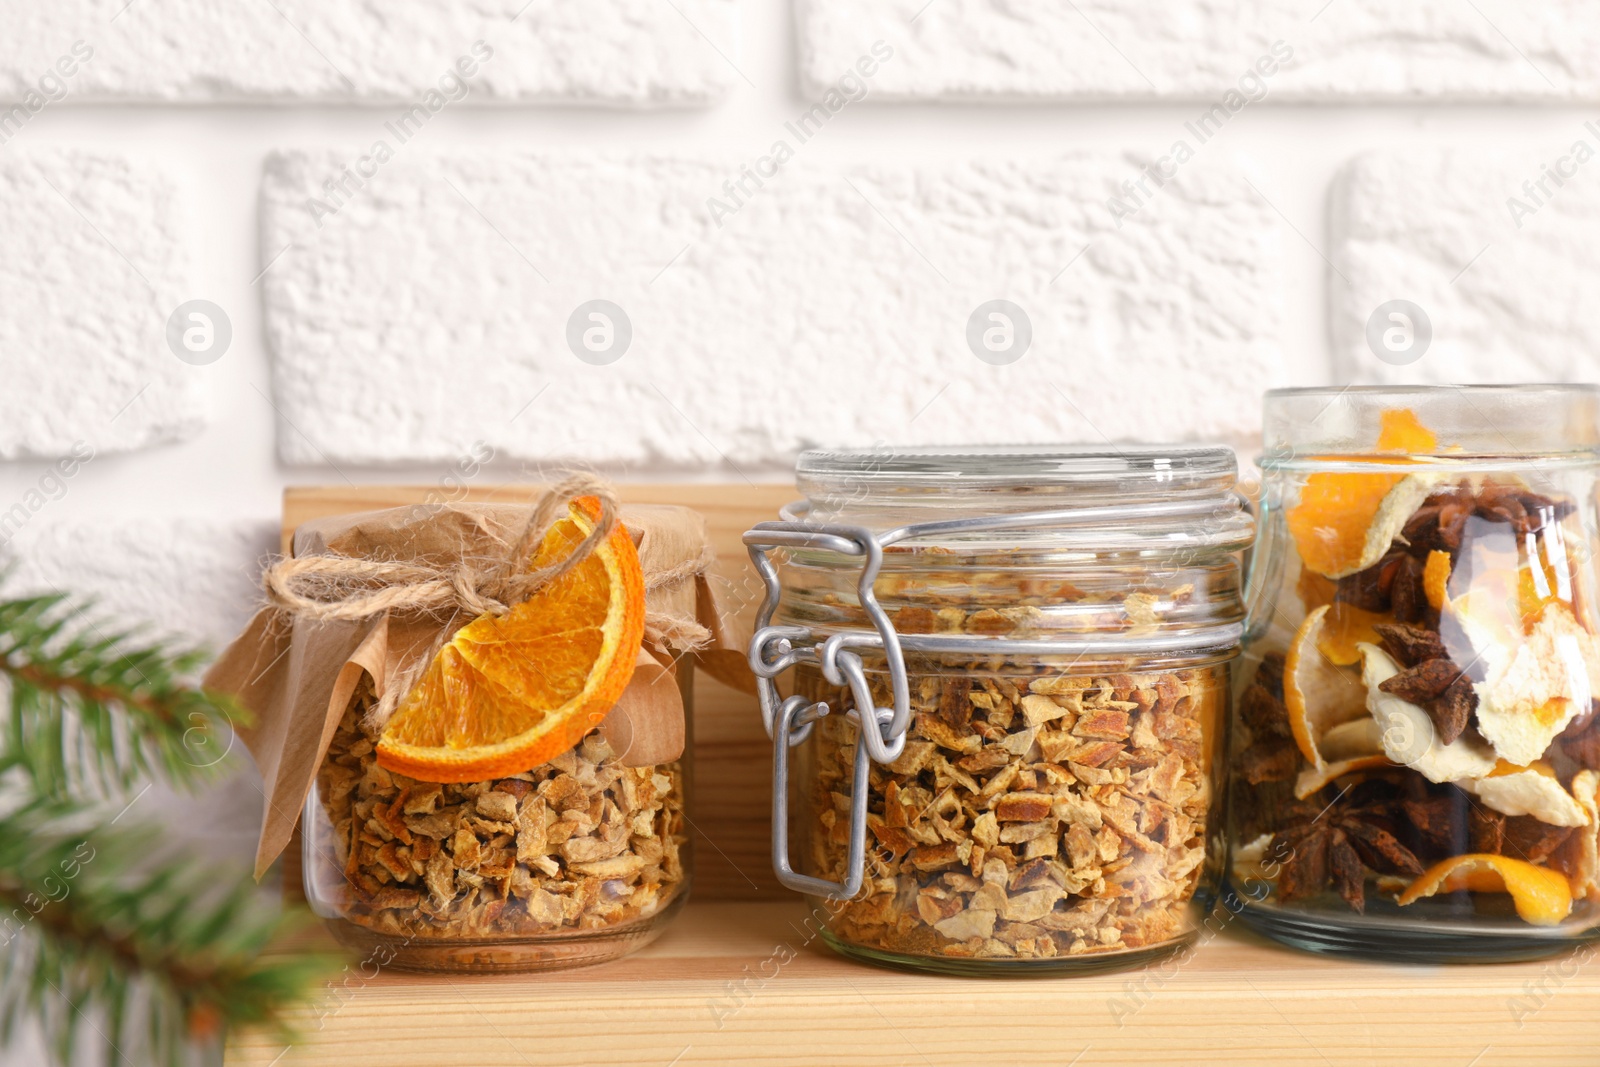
[0, 801, 334, 1067]
[0, 591, 247, 801]
[0, 586, 340, 1066]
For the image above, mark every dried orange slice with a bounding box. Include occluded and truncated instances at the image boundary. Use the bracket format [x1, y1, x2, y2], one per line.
[1373, 407, 1437, 453]
[1286, 409, 1439, 579]
[1397, 854, 1573, 926]
[1285, 605, 1371, 767]
[376, 497, 645, 783]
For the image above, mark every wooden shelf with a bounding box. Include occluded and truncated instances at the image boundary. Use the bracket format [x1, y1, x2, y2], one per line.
[226, 900, 1599, 1066]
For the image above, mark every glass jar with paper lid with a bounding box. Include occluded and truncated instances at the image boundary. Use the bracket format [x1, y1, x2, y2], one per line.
[743, 445, 1255, 974]
[1227, 386, 1600, 961]
[206, 486, 741, 972]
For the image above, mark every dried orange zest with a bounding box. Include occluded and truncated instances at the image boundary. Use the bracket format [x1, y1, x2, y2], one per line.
[377, 496, 646, 783]
[1488, 759, 1557, 779]
[1285, 409, 1439, 579]
[1517, 548, 1569, 628]
[1397, 854, 1573, 926]
[1468, 759, 1587, 826]
[1373, 408, 1438, 453]
[1422, 549, 1451, 611]
[1316, 602, 1389, 667]
[1295, 565, 1337, 613]
[1285, 605, 1372, 767]
[1293, 754, 1392, 801]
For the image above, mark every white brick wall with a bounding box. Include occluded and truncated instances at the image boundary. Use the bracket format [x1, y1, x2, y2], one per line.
[798, 0, 1600, 101]
[0, 151, 203, 457]
[259, 151, 1282, 467]
[1331, 148, 1600, 384]
[2, 0, 1598, 857]
[2, 516, 276, 650]
[0, 0, 739, 104]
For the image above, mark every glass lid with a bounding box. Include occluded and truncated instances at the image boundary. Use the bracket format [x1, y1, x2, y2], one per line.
[785, 443, 1253, 551]
[1261, 384, 1600, 470]
[796, 444, 1240, 509]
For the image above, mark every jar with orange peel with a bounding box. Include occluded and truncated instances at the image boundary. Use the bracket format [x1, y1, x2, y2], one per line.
[1228, 385, 1600, 960]
[746, 445, 1255, 974]
[207, 482, 743, 972]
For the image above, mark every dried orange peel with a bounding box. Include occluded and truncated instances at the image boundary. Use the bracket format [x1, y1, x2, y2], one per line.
[1422, 549, 1451, 611]
[1315, 602, 1388, 667]
[1466, 600, 1600, 767]
[1397, 854, 1573, 926]
[1285, 408, 1441, 579]
[376, 496, 646, 783]
[1570, 770, 1600, 901]
[1293, 754, 1392, 800]
[1469, 760, 1588, 827]
[1285, 605, 1373, 767]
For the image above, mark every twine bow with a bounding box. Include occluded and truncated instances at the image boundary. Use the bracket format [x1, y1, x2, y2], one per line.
[260, 474, 714, 725]
[263, 474, 625, 624]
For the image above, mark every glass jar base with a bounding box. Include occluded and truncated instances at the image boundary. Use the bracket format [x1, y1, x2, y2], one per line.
[320, 892, 688, 974]
[819, 929, 1193, 977]
[1231, 893, 1598, 964]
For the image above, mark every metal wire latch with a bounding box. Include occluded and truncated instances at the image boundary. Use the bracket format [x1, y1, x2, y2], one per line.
[744, 521, 908, 899]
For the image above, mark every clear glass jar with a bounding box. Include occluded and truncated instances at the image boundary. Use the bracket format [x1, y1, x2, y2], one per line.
[1228, 385, 1600, 961]
[302, 668, 692, 972]
[746, 445, 1254, 974]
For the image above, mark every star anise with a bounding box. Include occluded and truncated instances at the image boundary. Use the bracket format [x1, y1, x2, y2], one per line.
[1238, 652, 1297, 783]
[1399, 486, 1473, 556]
[1373, 621, 1446, 667]
[1474, 483, 1575, 535]
[1401, 794, 1469, 856]
[1468, 804, 1504, 854]
[1370, 622, 1478, 745]
[1239, 737, 1300, 784]
[1335, 550, 1431, 623]
[1393, 554, 1432, 623]
[1271, 793, 1424, 913]
[1239, 652, 1290, 739]
[1504, 816, 1578, 865]
[1465, 806, 1575, 866]
[1334, 551, 1405, 612]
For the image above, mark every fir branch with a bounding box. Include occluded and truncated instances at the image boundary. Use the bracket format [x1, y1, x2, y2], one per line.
[0, 801, 334, 1067]
[0, 591, 247, 799]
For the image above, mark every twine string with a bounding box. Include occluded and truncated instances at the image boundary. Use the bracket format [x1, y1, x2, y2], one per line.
[259, 474, 715, 727]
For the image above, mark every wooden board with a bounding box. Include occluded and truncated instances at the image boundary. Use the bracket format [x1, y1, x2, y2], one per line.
[225, 899, 1600, 1066]
[280, 484, 795, 903]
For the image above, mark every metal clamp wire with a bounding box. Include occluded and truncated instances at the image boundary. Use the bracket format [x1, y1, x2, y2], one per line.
[775, 693, 826, 748]
[822, 639, 907, 763]
[748, 628, 818, 741]
[745, 521, 910, 749]
[768, 696, 882, 899]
